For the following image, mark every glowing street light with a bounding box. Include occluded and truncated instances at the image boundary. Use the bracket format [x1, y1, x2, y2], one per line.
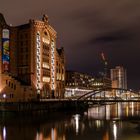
[3, 94, 6, 99]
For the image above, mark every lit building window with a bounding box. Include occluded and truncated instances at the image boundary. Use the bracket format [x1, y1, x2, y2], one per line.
[42, 77, 50, 82]
[36, 32, 41, 94]
[42, 62, 50, 69]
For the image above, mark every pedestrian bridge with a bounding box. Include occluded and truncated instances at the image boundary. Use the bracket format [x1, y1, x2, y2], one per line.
[77, 88, 140, 102]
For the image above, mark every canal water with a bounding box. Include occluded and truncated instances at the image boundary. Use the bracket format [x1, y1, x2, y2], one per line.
[0, 102, 140, 140]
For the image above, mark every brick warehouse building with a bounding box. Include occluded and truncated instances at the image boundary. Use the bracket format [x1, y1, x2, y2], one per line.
[0, 13, 65, 102]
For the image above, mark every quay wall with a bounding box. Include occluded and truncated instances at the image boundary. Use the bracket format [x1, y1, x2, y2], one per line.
[0, 100, 88, 113]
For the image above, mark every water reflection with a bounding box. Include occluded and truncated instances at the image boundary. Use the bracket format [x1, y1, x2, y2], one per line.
[0, 102, 139, 140]
[103, 131, 109, 140]
[35, 124, 66, 140]
[86, 102, 140, 120]
[95, 120, 102, 128]
[72, 114, 80, 135]
[113, 121, 117, 140]
[3, 126, 6, 140]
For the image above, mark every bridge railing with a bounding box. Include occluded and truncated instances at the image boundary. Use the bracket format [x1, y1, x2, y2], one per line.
[77, 88, 140, 101]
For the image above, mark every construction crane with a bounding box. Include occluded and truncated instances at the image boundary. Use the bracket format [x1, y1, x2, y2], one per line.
[101, 52, 108, 78]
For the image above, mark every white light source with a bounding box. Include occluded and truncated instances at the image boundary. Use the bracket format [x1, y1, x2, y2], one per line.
[3, 126, 6, 140]
[3, 94, 6, 99]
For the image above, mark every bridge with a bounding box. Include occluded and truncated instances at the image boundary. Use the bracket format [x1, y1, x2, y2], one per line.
[76, 88, 140, 104]
[0, 88, 139, 113]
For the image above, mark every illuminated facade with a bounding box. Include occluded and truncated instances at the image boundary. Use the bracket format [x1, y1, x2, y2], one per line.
[92, 77, 112, 90]
[65, 70, 112, 97]
[65, 71, 94, 97]
[110, 66, 127, 89]
[0, 13, 65, 102]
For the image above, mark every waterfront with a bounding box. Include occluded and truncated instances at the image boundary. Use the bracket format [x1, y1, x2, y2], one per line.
[0, 102, 139, 140]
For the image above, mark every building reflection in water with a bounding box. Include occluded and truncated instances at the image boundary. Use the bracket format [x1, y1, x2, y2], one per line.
[103, 131, 109, 140]
[131, 102, 134, 116]
[51, 128, 55, 140]
[3, 126, 6, 140]
[113, 121, 117, 140]
[71, 114, 81, 135]
[87, 102, 140, 120]
[86, 102, 140, 140]
[95, 120, 101, 129]
[35, 127, 65, 140]
[106, 105, 110, 120]
[36, 132, 39, 140]
[74, 114, 80, 135]
[0, 102, 139, 140]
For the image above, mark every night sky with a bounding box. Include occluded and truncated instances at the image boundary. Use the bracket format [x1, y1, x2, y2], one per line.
[1, 0, 140, 89]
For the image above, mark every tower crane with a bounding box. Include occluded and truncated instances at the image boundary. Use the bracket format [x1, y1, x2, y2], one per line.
[101, 52, 108, 78]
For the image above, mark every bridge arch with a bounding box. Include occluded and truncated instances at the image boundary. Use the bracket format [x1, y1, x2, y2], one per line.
[77, 88, 139, 101]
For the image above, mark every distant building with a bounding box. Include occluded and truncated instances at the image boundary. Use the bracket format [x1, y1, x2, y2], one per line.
[0, 13, 65, 102]
[65, 71, 94, 97]
[65, 70, 112, 97]
[92, 77, 112, 90]
[110, 66, 127, 89]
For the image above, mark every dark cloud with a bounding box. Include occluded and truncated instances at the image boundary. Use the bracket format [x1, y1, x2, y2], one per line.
[1, 0, 140, 89]
[87, 30, 133, 45]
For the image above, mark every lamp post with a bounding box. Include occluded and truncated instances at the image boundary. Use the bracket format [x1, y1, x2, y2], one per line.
[3, 93, 6, 102]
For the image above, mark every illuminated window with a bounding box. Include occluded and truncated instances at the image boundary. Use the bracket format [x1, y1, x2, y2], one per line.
[42, 62, 50, 69]
[42, 77, 50, 82]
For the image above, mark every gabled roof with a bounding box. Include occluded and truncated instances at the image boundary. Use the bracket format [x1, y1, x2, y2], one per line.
[0, 13, 7, 26]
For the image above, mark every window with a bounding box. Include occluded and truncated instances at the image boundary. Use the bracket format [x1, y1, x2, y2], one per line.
[44, 32, 47, 36]
[20, 34, 23, 39]
[14, 85, 16, 90]
[11, 83, 13, 88]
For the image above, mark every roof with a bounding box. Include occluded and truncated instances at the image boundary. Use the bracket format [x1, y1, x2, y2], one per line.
[57, 47, 64, 56]
[0, 13, 7, 26]
[17, 23, 30, 29]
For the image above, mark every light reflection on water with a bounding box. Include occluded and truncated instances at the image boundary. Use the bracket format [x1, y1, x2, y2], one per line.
[0, 102, 140, 140]
[87, 102, 140, 120]
[3, 126, 6, 140]
[113, 121, 117, 140]
[72, 114, 80, 135]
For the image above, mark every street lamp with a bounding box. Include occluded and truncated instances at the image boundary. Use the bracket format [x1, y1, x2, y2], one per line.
[2, 93, 6, 102]
[3, 94, 6, 99]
